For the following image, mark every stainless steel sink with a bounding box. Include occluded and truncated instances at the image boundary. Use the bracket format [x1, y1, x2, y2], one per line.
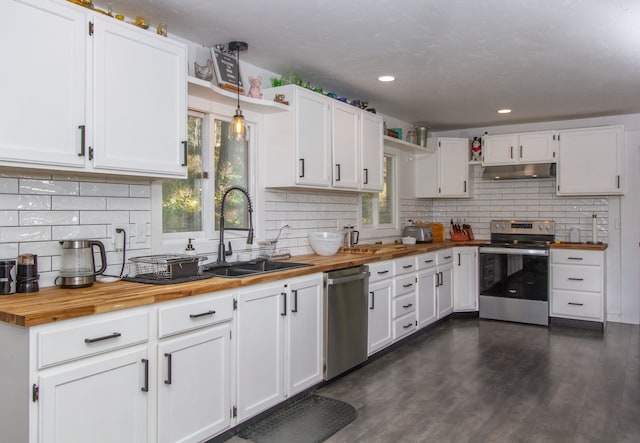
[202, 258, 312, 278]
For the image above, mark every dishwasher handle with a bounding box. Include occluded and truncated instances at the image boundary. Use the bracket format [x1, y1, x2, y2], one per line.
[327, 271, 370, 286]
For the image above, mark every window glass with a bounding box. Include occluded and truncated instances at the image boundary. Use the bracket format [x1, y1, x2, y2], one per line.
[162, 114, 203, 233]
[360, 154, 395, 228]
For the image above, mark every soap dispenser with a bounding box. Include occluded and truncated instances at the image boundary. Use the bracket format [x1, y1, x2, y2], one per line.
[184, 238, 196, 256]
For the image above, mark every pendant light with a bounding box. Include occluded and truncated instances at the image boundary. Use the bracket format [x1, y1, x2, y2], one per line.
[228, 41, 248, 142]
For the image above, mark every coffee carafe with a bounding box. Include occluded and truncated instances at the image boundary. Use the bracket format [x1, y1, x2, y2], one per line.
[343, 225, 360, 248]
[56, 240, 107, 288]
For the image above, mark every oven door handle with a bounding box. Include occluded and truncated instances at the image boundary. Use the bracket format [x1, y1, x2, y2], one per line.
[479, 247, 548, 256]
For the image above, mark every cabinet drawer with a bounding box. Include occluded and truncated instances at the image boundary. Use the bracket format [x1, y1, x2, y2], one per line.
[551, 249, 602, 266]
[394, 257, 416, 275]
[393, 293, 416, 319]
[416, 252, 436, 270]
[395, 274, 416, 296]
[436, 250, 454, 266]
[158, 292, 233, 338]
[393, 313, 416, 340]
[38, 310, 148, 369]
[368, 260, 394, 283]
[551, 290, 603, 320]
[552, 265, 601, 292]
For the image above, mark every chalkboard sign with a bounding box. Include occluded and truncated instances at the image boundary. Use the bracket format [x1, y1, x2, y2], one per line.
[211, 47, 244, 93]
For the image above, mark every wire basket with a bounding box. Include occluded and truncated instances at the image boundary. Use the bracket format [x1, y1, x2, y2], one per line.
[129, 254, 208, 280]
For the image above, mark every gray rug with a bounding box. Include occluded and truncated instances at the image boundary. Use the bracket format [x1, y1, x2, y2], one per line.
[238, 395, 357, 443]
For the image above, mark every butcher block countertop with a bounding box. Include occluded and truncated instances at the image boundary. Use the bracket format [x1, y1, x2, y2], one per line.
[0, 240, 489, 327]
[549, 242, 608, 251]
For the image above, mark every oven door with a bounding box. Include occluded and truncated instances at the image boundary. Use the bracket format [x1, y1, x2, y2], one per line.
[478, 246, 549, 325]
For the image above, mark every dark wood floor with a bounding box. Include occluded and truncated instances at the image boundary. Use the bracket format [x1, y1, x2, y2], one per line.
[319, 319, 640, 443]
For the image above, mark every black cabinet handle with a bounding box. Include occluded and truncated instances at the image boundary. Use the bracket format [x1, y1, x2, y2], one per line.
[299, 158, 305, 178]
[520, 145, 523, 158]
[181, 140, 188, 166]
[402, 283, 413, 288]
[335, 164, 341, 181]
[402, 303, 413, 308]
[164, 353, 172, 385]
[377, 270, 389, 275]
[78, 125, 86, 157]
[141, 358, 149, 392]
[424, 259, 434, 264]
[568, 302, 584, 306]
[464, 181, 467, 193]
[291, 289, 298, 313]
[403, 323, 413, 329]
[84, 332, 121, 344]
[403, 264, 413, 269]
[568, 257, 584, 261]
[439, 271, 443, 286]
[568, 278, 584, 281]
[510, 146, 513, 159]
[189, 310, 216, 319]
[364, 168, 369, 184]
[369, 291, 375, 310]
[458, 253, 461, 266]
[444, 255, 452, 259]
[281, 292, 287, 316]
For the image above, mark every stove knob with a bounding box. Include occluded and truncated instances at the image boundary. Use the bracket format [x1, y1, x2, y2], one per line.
[538, 225, 544, 231]
[545, 225, 551, 231]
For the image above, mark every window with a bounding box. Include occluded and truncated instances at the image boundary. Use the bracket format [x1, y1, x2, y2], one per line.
[161, 112, 250, 238]
[361, 154, 396, 228]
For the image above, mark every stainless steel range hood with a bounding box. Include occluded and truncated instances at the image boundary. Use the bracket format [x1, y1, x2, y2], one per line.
[482, 163, 556, 180]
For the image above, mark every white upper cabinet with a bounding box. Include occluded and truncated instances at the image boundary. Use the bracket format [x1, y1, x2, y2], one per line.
[91, 15, 187, 177]
[360, 111, 384, 192]
[263, 85, 383, 191]
[0, 0, 188, 178]
[482, 131, 557, 166]
[1, 0, 86, 168]
[415, 137, 469, 198]
[556, 125, 624, 196]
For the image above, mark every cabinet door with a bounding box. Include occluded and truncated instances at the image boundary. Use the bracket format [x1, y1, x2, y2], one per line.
[518, 131, 557, 163]
[296, 89, 331, 187]
[360, 111, 384, 191]
[438, 138, 469, 197]
[157, 324, 231, 443]
[416, 268, 437, 329]
[0, 0, 86, 168]
[39, 347, 148, 443]
[557, 126, 623, 195]
[332, 101, 360, 189]
[453, 247, 478, 312]
[287, 275, 323, 396]
[482, 134, 517, 165]
[91, 15, 187, 177]
[236, 283, 285, 422]
[367, 280, 393, 355]
[437, 264, 454, 318]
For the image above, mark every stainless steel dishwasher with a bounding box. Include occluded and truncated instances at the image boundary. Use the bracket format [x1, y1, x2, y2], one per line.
[323, 265, 369, 380]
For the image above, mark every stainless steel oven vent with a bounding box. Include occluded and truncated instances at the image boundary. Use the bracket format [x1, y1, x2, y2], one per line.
[482, 163, 556, 180]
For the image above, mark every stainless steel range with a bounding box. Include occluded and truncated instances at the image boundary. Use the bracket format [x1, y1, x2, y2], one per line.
[479, 220, 555, 326]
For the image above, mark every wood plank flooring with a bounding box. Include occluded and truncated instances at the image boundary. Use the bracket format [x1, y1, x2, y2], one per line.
[319, 319, 640, 442]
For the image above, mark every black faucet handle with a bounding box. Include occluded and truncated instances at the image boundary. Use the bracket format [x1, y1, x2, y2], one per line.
[225, 241, 233, 257]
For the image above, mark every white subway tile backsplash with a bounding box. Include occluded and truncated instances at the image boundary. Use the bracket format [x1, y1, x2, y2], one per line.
[0, 226, 51, 242]
[107, 197, 150, 211]
[52, 196, 106, 211]
[0, 178, 18, 194]
[20, 211, 79, 226]
[52, 224, 107, 241]
[0, 195, 51, 210]
[0, 243, 19, 260]
[20, 179, 79, 195]
[130, 184, 150, 198]
[80, 182, 130, 197]
[80, 211, 129, 225]
[0, 211, 18, 226]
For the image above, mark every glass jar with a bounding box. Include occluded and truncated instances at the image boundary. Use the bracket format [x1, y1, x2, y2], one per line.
[406, 129, 417, 144]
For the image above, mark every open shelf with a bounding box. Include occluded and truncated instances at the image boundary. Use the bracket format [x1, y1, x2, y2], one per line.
[383, 136, 435, 154]
[187, 76, 290, 114]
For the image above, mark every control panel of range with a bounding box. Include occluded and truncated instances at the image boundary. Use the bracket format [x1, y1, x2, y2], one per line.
[490, 220, 555, 235]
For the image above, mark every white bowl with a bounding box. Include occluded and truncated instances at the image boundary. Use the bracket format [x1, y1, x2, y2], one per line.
[402, 236, 417, 245]
[308, 231, 343, 256]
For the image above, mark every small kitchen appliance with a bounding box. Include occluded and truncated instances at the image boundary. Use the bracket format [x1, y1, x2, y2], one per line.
[479, 220, 555, 326]
[16, 254, 39, 293]
[0, 259, 16, 295]
[402, 225, 433, 243]
[56, 240, 107, 288]
[343, 225, 360, 248]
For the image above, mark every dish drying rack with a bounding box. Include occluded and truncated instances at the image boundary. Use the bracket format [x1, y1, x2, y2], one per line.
[129, 254, 208, 280]
[257, 224, 291, 259]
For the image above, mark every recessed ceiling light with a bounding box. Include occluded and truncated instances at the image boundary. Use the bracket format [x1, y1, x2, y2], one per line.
[498, 109, 512, 114]
[378, 75, 395, 82]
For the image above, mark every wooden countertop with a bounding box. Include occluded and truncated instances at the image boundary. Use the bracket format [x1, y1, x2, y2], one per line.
[550, 242, 608, 251]
[0, 240, 486, 327]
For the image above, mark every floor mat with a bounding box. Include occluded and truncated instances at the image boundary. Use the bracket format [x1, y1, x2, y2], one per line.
[238, 395, 357, 443]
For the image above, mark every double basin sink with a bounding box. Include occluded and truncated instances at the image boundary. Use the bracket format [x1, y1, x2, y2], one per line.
[202, 258, 312, 278]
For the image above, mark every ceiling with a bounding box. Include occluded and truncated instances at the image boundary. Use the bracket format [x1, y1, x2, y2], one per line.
[107, 0, 640, 130]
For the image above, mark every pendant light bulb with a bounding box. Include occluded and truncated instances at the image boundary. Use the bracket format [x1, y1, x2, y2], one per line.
[227, 41, 249, 142]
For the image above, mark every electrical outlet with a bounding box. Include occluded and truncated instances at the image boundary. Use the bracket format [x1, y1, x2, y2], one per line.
[109, 224, 130, 249]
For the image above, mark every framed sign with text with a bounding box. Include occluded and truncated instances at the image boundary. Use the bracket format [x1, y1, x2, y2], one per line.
[211, 47, 244, 93]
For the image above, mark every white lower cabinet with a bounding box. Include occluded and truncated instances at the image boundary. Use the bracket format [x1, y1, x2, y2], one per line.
[416, 252, 438, 329]
[393, 257, 417, 340]
[550, 249, 606, 323]
[367, 261, 394, 355]
[39, 346, 149, 443]
[156, 292, 234, 442]
[453, 247, 479, 312]
[236, 274, 323, 423]
[436, 250, 454, 319]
